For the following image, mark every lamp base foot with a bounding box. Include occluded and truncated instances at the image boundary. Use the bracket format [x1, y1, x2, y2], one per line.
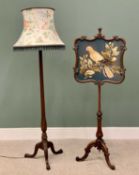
[25, 138, 63, 170]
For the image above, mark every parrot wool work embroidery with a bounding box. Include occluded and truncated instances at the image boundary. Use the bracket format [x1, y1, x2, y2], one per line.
[79, 42, 123, 79]
[74, 29, 126, 84]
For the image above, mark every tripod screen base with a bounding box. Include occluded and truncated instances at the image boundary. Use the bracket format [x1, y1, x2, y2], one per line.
[76, 138, 115, 170]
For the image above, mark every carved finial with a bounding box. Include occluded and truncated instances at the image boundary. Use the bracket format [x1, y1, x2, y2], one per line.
[96, 28, 104, 38]
[98, 28, 102, 35]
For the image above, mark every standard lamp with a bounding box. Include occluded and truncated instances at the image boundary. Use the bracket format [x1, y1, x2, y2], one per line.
[13, 7, 65, 170]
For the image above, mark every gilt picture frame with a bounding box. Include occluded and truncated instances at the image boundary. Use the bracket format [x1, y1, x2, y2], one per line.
[74, 29, 126, 84]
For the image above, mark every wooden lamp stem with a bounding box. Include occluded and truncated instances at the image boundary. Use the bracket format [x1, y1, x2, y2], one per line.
[24, 50, 63, 170]
[39, 50, 47, 133]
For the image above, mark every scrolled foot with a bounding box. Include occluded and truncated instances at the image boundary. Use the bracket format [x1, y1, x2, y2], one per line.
[109, 164, 115, 170]
[101, 142, 116, 170]
[48, 141, 63, 155]
[24, 142, 42, 158]
[24, 153, 34, 158]
[75, 149, 91, 162]
[76, 156, 83, 161]
[46, 162, 51, 170]
[56, 149, 63, 154]
[104, 152, 115, 170]
[76, 140, 96, 162]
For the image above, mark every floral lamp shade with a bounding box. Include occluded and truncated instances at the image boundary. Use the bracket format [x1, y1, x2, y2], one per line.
[13, 7, 65, 49]
[74, 29, 126, 84]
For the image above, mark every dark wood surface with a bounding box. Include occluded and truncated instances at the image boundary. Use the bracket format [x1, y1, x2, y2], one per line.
[24, 50, 63, 170]
[76, 81, 115, 170]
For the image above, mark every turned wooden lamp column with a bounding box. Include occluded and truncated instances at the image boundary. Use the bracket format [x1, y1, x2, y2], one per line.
[13, 7, 65, 170]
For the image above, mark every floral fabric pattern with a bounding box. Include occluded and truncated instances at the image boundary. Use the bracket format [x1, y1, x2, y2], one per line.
[14, 8, 64, 47]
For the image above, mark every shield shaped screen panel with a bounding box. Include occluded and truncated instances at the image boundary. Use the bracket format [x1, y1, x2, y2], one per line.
[74, 29, 126, 84]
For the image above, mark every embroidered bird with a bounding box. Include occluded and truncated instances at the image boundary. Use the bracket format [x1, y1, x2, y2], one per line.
[86, 46, 104, 63]
[86, 46, 114, 78]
